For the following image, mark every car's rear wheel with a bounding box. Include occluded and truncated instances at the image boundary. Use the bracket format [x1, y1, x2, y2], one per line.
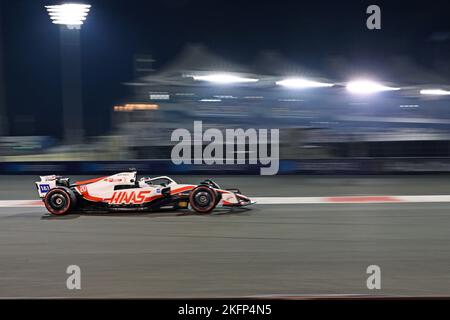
[189, 186, 217, 214]
[44, 188, 75, 215]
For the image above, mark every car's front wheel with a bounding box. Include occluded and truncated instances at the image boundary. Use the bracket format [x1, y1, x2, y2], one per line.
[44, 188, 76, 215]
[189, 186, 217, 214]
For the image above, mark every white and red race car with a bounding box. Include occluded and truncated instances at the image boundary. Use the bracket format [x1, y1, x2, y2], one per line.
[36, 170, 254, 215]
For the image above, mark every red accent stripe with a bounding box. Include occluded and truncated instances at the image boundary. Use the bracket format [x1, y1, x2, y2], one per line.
[73, 176, 107, 186]
[236, 194, 250, 200]
[325, 196, 401, 203]
[143, 194, 164, 202]
[170, 185, 195, 195]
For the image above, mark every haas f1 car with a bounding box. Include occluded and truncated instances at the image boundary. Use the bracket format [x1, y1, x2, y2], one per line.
[36, 171, 254, 215]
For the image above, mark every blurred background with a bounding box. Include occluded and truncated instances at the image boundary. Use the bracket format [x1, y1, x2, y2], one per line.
[1, 0, 450, 174]
[4, 1, 450, 299]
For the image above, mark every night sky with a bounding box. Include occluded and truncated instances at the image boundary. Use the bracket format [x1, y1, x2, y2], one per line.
[2, 0, 450, 137]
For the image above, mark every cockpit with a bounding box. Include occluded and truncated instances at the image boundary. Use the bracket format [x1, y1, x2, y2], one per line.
[138, 176, 177, 188]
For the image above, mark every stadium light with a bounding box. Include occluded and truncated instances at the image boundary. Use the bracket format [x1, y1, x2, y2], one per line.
[45, 3, 91, 144]
[346, 80, 400, 94]
[45, 3, 91, 29]
[420, 89, 450, 96]
[191, 74, 258, 84]
[276, 78, 334, 89]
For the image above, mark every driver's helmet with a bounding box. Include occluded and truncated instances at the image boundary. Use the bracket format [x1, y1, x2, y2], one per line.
[138, 177, 152, 188]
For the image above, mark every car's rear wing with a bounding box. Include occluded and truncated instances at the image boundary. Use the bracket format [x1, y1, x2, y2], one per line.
[35, 175, 58, 198]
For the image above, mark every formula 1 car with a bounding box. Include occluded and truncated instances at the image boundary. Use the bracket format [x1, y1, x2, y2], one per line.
[36, 170, 254, 215]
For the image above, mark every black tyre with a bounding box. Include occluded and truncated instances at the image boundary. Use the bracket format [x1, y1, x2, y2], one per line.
[44, 188, 76, 215]
[189, 186, 217, 214]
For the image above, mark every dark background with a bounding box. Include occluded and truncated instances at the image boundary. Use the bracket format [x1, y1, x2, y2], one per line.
[2, 0, 450, 136]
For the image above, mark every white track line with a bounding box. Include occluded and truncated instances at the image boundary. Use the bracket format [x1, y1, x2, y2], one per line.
[2, 195, 450, 208]
[0, 200, 43, 207]
[253, 195, 450, 204]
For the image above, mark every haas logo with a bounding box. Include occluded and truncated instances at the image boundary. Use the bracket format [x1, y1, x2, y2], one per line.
[108, 190, 151, 205]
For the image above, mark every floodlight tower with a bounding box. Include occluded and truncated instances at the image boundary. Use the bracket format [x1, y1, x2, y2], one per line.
[46, 3, 91, 145]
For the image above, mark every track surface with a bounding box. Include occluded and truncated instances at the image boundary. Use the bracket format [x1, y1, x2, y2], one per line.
[1, 175, 450, 298]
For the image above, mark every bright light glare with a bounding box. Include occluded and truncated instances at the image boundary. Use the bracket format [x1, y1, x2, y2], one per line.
[192, 74, 258, 84]
[200, 99, 222, 102]
[420, 89, 450, 96]
[114, 104, 159, 112]
[346, 80, 400, 94]
[45, 3, 91, 27]
[276, 78, 334, 89]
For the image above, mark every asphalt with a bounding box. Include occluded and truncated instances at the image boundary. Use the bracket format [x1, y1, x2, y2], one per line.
[0, 175, 450, 298]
